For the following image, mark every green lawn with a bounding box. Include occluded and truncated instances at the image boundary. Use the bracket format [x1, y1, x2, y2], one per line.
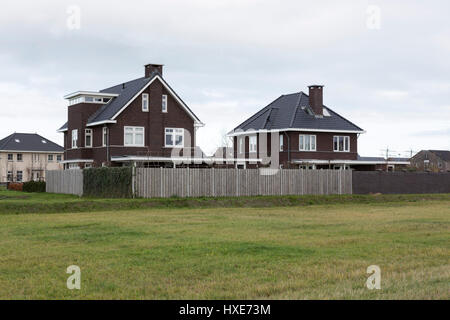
[0, 190, 448, 299]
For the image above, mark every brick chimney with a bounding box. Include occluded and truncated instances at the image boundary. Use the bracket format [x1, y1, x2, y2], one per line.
[145, 63, 163, 78]
[308, 85, 324, 116]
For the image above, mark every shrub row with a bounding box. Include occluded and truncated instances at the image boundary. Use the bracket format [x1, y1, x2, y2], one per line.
[23, 181, 46, 193]
[83, 167, 133, 198]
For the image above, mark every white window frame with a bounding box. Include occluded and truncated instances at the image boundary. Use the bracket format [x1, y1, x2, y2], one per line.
[16, 171, 23, 182]
[333, 136, 350, 152]
[165, 128, 184, 147]
[280, 134, 284, 152]
[7, 154, 13, 161]
[249, 136, 257, 153]
[102, 127, 108, 147]
[7, 171, 13, 182]
[124, 126, 145, 147]
[299, 134, 316, 151]
[239, 137, 244, 154]
[48, 154, 54, 162]
[142, 93, 149, 112]
[162, 94, 168, 113]
[85, 129, 93, 148]
[72, 129, 78, 149]
[17, 154, 23, 161]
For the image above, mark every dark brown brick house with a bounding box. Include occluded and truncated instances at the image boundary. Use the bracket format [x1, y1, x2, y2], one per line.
[228, 85, 409, 170]
[410, 150, 450, 172]
[58, 64, 205, 169]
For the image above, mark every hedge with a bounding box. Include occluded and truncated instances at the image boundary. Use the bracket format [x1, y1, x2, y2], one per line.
[83, 167, 133, 198]
[23, 181, 46, 193]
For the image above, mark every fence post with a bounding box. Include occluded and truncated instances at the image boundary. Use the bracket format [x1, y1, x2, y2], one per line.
[131, 163, 136, 198]
[212, 167, 215, 197]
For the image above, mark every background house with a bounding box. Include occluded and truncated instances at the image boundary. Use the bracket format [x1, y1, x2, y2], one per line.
[410, 150, 450, 172]
[0, 133, 64, 183]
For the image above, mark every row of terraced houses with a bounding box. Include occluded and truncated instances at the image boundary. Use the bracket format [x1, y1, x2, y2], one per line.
[2, 63, 449, 182]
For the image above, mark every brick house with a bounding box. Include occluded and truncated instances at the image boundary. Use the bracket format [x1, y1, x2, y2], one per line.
[410, 150, 450, 172]
[0, 133, 64, 182]
[58, 64, 207, 169]
[228, 85, 409, 170]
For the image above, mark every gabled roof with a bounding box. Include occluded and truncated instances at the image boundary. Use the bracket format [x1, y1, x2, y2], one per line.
[0, 133, 63, 152]
[229, 92, 364, 134]
[430, 150, 450, 161]
[59, 71, 203, 130]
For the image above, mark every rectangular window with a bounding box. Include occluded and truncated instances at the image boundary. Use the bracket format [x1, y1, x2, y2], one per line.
[142, 93, 149, 112]
[249, 136, 257, 153]
[85, 129, 92, 147]
[16, 171, 23, 182]
[124, 126, 145, 147]
[280, 134, 284, 152]
[7, 171, 13, 182]
[17, 154, 23, 161]
[162, 94, 168, 112]
[239, 137, 244, 154]
[165, 128, 184, 147]
[102, 127, 108, 147]
[333, 136, 350, 152]
[7, 154, 13, 161]
[85, 163, 92, 169]
[72, 129, 78, 148]
[299, 135, 316, 151]
[57, 155, 62, 162]
[48, 154, 54, 162]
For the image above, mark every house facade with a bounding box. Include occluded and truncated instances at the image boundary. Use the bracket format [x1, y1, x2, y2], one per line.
[0, 133, 64, 183]
[58, 64, 206, 169]
[410, 150, 450, 172]
[228, 85, 408, 170]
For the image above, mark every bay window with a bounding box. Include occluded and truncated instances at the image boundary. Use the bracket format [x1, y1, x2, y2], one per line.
[165, 128, 184, 147]
[102, 127, 108, 147]
[124, 126, 144, 147]
[72, 129, 78, 148]
[85, 129, 92, 147]
[249, 136, 257, 153]
[299, 135, 316, 151]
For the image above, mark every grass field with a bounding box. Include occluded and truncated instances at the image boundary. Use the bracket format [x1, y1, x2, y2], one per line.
[0, 190, 448, 299]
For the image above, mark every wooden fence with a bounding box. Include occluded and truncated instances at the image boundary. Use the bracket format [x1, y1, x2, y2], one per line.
[46, 170, 83, 196]
[136, 168, 352, 198]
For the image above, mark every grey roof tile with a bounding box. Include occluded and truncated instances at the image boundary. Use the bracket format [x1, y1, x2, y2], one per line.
[58, 71, 201, 130]
[0, 133, 63, 152]
[232, 92, 363, 133]
[430, 150, 450, 161]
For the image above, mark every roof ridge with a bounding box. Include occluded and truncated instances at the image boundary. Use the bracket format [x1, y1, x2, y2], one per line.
[100, 76, 146, 92]
[231, 95, 285, 132]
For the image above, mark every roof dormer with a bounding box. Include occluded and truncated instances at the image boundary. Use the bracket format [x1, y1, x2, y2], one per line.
[64, 91, 119, 106]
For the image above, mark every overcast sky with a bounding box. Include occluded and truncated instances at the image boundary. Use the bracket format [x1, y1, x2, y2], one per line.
[0, 0, 449, 157]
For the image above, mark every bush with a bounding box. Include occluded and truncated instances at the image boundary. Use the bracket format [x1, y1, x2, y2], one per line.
[7, 182, 23, 191]
[22, 181, 46, 193]
[83, 167, 132, 198]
